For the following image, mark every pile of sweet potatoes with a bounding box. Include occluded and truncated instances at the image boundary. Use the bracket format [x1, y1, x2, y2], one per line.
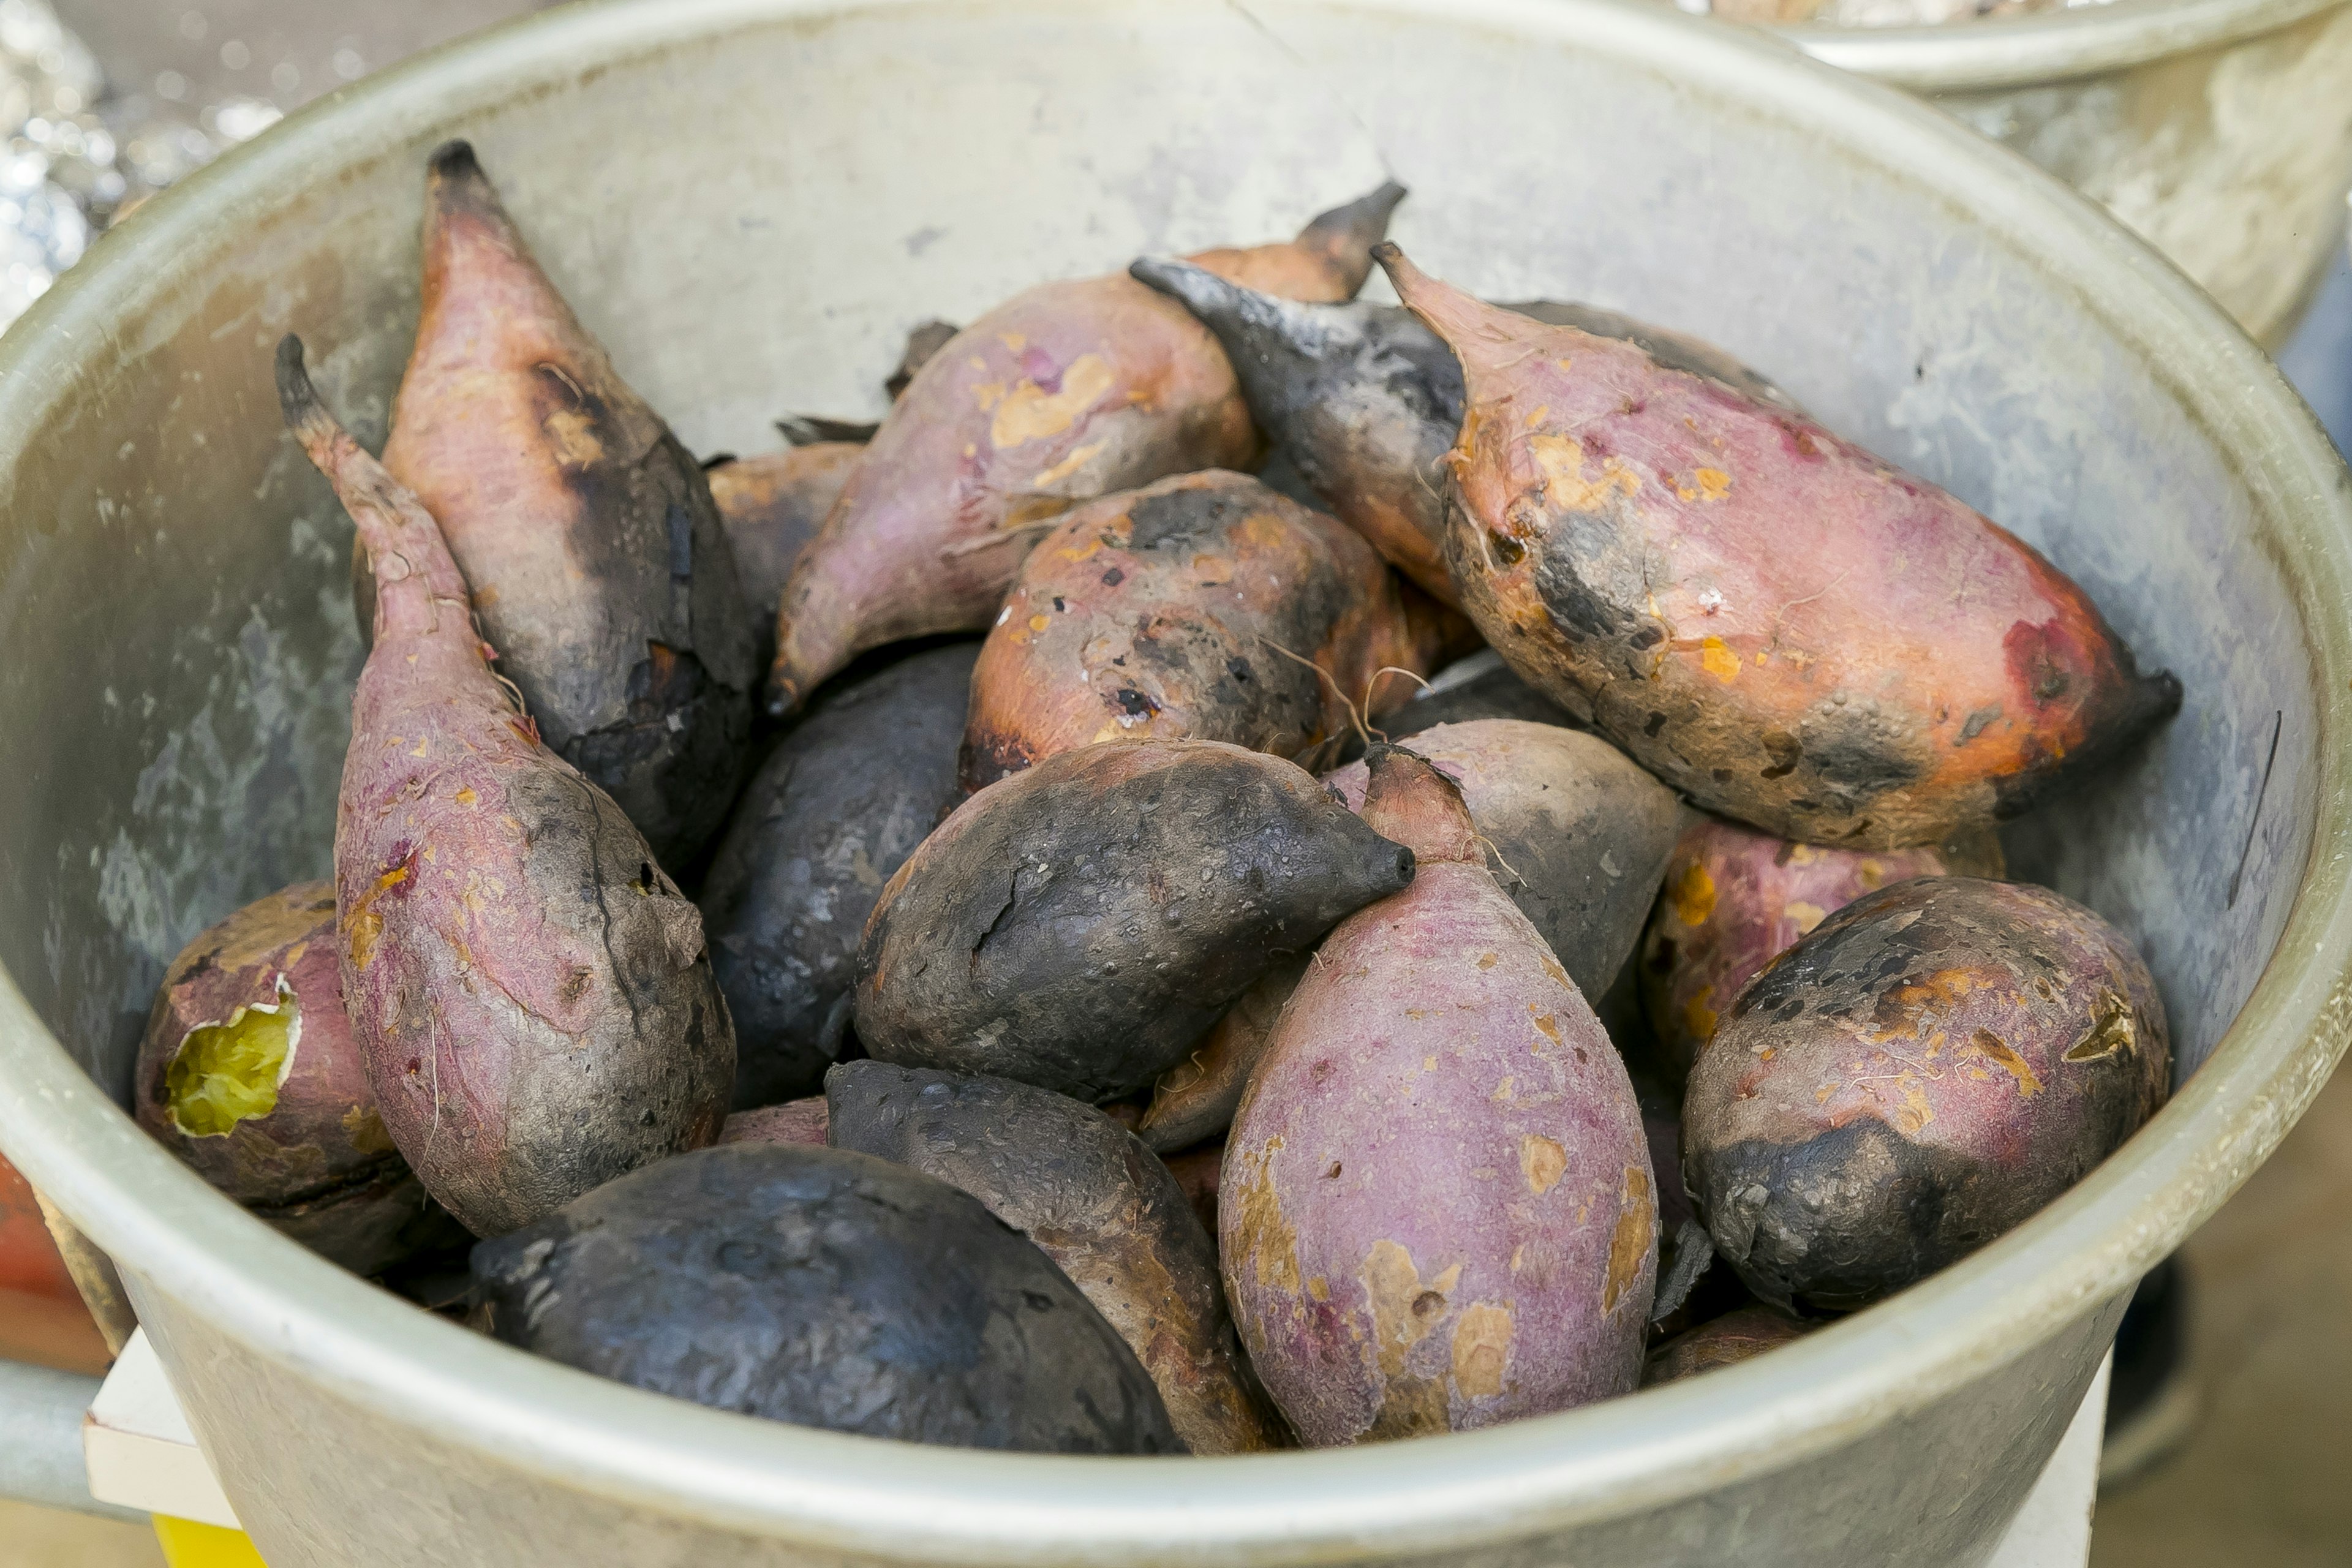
[135, 148, 2182, 1454]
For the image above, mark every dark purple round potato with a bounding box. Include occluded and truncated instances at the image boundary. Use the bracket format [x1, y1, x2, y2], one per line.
[1683, 876, 2169, 1314]
[470, 1144, 1181, 1453]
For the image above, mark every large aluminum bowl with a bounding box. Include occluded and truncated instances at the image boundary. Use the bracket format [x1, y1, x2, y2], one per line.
[2, 1, 2348, 1563]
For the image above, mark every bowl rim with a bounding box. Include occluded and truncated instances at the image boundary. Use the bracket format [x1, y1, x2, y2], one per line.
[2, 0, 2350, 1558]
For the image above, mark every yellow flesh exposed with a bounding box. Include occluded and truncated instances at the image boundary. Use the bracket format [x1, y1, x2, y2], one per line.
[167, 984, 298, 1137]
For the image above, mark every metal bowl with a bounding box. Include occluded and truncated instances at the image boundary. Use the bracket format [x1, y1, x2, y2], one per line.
[1, 1, 2347, 1564]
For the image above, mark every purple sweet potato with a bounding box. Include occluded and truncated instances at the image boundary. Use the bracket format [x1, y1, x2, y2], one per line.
[1642, 1304, 1809, 1386]
[854, 738, 1414, 1102]
[1683, 876, 2169, 1313]
[281, 336, 733, 1238]
[1639, 817, 2003, 1077]
[134, 881, 459, 1274]
[1224, 748, 1655, 1445]
[767, 184, 1406, 714]
[827, 1061, 1286, 1453]
[960, 470, 1453, 791]
[1137, 955, 1309, 1155]
[717, 1098, 829, 1147]
[1375, 245, 2181, 849]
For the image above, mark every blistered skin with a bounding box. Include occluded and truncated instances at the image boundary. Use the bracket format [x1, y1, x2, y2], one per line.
[470, 1145, 1180, 1453]
[1640, 817, 2005, 1077]
[1376, 246, 2182, 850]
[855, 739, 1415, 1102]
[827, 1062, 1286, 1454]
[1139, 955, 1310, 1155]
[701, 644, 978, 1108]
[707, 442, 862, 631]
[767, 184, 1408, 715]
[1324, 720, 1681, 1001]
[1683, 876, 2169, 1314]
[1223, 749, 1656, 1446]
[961, 471, 1447, 791]
[281, 337, 733, 1239]
[1642, 1304, 1808, 1386]
[133, 881, 459, 1275]
[377, 142, 760, 870]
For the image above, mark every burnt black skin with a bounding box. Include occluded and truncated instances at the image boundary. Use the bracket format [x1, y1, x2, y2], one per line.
[470, 1144, 1181, 1453]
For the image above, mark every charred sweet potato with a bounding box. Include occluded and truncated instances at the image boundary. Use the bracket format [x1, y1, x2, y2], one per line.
[767, 184, 1406, 714]
[471, 1144, 1179, 1452]
[707, 442, 862, 635]
[717, 1098, 829, 1146]
[374, 142, 760, 869]
[1683, 876, 2169, 1313]
[1224, 749, 1655, 1445]
[282, 337, 733, 1238]
[961, 471, 1447, 791]
[133, 881, 461, 1275]
[827, 1061, 1286, 1453]
[1640, 818, 2003, 1077]
[1642, 1304, 1808, 1386]
[855, 737, 1414, 1102]
[701, 643, 978, 1107]
[1138, 955, 1308, 1155]
[1374, 245, 2181, 849]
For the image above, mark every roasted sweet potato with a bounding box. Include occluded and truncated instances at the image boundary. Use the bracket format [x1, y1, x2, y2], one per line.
[1374, 245, 2181, 849]
[1683, 876, 2169, 1313]
[827, 1061, 1286, 1453]
[471, 1144, 1180, 1452]
[133, 881, 460, 1275]
[1138, 955, 1308, 1155]
[1324, 720, 1681, 1000]
[1224, 748, 1654, 1444]
[855, 738, 1414, 1102]
[701, 643, 978, 1107]
[1639, 817, 2003, 1076]
[282, 337, 732, 1238]
[767, 184, 1406, 714]
[369, 143, 760, 869]
[717, 1098, 829, 1146]
[1642, 1304, 1808, 1386]
[961, 470, 1448, 791]
[707, 442, 862, 636]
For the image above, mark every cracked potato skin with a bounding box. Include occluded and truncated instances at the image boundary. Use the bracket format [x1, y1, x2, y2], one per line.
[827, 1061, 1286, 1453]
[854, 738, 1414, 1102]
[470, 1144, 1181, 1453]
[1376, 247, 2180, 850]
[1223, 749, 1654, 1446]
[1683, 876, 2169, 1314]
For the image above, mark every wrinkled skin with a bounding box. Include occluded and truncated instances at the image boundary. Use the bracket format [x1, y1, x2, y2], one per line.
[1139, 955, 1309, 1155]
[282, 337, 733, 1238]
[1224, 748, 1655, 1446]
[1642, 1304, 1808, 1386]
[855, 738, 1415, 1102]
[827, 1062, 1286, 1454]
[707, 442, 862, 639]
[1324, 720, 1681, 1000]
[962, 470, 1450, 791]
[133, 881, 462, 1275]
[1640, 816, 2003, 1077]
[768, 184, 1407, 714]
[1684, 876, 2169, 1314]
[718, 1098, 829, 1147]
[1133, 257, 1797, 607]
[701, 644, 978, 1107]
[367, 143, 760, 870]
[471, 1145, 1179, 1452]
[1377, 246, 2182, 849]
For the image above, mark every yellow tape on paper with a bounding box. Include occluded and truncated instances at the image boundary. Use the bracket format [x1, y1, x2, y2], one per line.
[153, 1513, 266, 1567]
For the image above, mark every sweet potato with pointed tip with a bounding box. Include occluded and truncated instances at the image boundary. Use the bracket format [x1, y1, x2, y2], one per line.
[701, 642, 978, 1108]
[1642, 1304, 1809, 1386]
[767, 183, 1407, 715]
[374, 142, 760, 869]
[1683, 876, 2169, 1314]
[961, 470, 1447, 791]
[1139, 954, 1310, 1155]
[707, 442, 861, 633]
[281, 336, 733, 1238]
[855, 737, 1414, 1102]
[134, 881, 462, 1275]
[1640, 817, 2003, 1077]
[1132, 257, 1797, 607]
[827, 1061, 1286, 1453]
[1375, 245, 2182, 849]
[1224, 748, 1655, 1445]
[471, 1144, 1180, 1452]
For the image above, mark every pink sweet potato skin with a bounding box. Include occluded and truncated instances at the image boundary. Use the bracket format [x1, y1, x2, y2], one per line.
[281, 338, 733, 1240]
[1642, 1303, 1807, 1386]
[1638, 818, 2003, 1077]
[961, 471, 1447, 791]
[718, 1098, 829, 1147]
[1378, 247, 2180, 850]
[1223, 749, 1655, 1445]
[767, 185, 1408, 714]
[708, 443, 862, 629]
[1683, 876, 2168, 1314]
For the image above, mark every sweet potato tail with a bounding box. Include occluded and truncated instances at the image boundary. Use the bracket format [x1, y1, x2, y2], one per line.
[1359, 745, 1480, 867]
[1294, 181, 1408, 296]
[1129, 257, 1324, 360]
[1375, 244, 1531, 392]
